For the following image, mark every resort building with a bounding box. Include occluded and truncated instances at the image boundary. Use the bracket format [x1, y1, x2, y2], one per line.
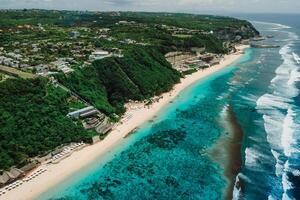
[35, 64, 49, 75]
[80, 110, 98, 118]
[89, 50, 111, 61]
[67, 106, 97, 118]
[50, 59, 74, 74]
[0, 168, 23, 187]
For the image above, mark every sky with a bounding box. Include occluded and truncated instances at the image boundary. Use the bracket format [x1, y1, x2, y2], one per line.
[0, 0, 299, 14]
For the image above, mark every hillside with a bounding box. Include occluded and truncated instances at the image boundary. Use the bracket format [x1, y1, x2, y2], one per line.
[56, 46, 181, 115]
[0, 10, 259, 171]
[0, 78, 94, 170]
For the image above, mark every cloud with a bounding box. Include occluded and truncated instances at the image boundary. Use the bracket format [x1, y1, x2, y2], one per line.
[0, 0, 299, 13]
[103, 0, 135, 5]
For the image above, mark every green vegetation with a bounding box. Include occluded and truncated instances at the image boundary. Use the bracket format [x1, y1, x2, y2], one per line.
[0, 65, 36, 79]
[109, 25, 229, 54]
[0, 78, 94, 170]
[68, 98, 87, 111]
[0, 10, 255, 31]
[182, 69, 198, 76]
[0, 10, 258, 58]
[56, 47, 181, 115]
[55, 66, 115, 115]
[118, 12, 257, 31]
[0, 10, 259, 170]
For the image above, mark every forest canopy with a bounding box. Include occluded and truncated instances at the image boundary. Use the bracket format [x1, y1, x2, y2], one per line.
[56, 46, 181, 115]
[0, 78, 93, 170]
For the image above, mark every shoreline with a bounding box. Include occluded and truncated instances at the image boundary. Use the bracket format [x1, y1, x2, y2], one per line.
[1, 45, 248, 200]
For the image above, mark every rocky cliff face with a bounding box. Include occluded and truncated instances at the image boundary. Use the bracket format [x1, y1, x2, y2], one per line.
[214, 23, 260, 42]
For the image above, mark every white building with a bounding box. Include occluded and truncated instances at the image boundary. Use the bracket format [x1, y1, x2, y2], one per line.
[89, 50, 111, 61]
[51, 59, 74, 74]
[67, 106, 97, 118]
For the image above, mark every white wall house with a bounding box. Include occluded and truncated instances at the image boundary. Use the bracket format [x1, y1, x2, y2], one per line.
[89, 50, 111, 61]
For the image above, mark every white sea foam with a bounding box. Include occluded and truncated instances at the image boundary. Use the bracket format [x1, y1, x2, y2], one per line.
[279, 31, 299, 42]
[256, 94, 291, 110]
[287, 31, 299, 40]
[255, 28, 300, 199]
[292, 52, 300, 64]
[228, 87, 235, 92]
[274, 24, 292, 29]
[251, 21, 291, 30]
[281, 108, 297, 157]
[268, 195, 277, 200]
[245, 147, 269, 168]
[220, 104, 229, 116]
[245, 147, 259, 166]
[232, 174, 242, 200]
[256, 41, 300, 154]
[238, 173, 252, 183]
[216, 95, 223, 100]
[240, 94, 257, 103]
[287, 69, 300, 85]
[228, 80, 239, 85]
[292, 170, 300, 176]
[271, 149, 284, 176]
[282, 161, 295, 200]
[270, 45, 300, 98]
[262, 113, 287, 152]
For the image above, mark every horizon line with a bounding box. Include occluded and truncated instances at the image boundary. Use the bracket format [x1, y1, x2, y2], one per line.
[0, 8, 299, 15]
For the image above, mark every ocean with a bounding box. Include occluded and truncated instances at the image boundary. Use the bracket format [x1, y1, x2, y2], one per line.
[38, 14, 300, 200]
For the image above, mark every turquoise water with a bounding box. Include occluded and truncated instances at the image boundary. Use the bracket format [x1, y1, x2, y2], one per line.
[229, 18, 300, 200]
[39, 16, 300, 200]
[39, 51, 251, 200]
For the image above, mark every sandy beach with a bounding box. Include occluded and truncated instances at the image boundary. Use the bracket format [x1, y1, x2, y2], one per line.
[1, 45, 248, 200]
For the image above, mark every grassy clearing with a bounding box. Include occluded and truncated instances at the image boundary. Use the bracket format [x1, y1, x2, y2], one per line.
[0, 65, 36, 79]
[172, 34, 192, 38]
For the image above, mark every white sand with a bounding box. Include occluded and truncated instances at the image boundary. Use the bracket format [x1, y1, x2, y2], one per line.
[1, 45, 248, 200]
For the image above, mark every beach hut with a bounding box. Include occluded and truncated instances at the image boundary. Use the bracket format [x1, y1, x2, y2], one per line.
[20, 162, 38, 173]
[0, 172, 10, 186]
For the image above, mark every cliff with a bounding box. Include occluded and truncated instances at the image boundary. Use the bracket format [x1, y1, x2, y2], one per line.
[214, 23, 259, 42]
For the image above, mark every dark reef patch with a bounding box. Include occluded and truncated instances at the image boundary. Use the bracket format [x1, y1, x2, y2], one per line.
[147, 129, 186, 150]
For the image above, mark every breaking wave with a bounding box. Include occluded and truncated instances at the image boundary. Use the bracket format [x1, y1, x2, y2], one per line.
[232, 174, 243, 200]
[255, 29, 300, 199]
[251, 21, 292, 30]
[293, 52, 300, 64]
